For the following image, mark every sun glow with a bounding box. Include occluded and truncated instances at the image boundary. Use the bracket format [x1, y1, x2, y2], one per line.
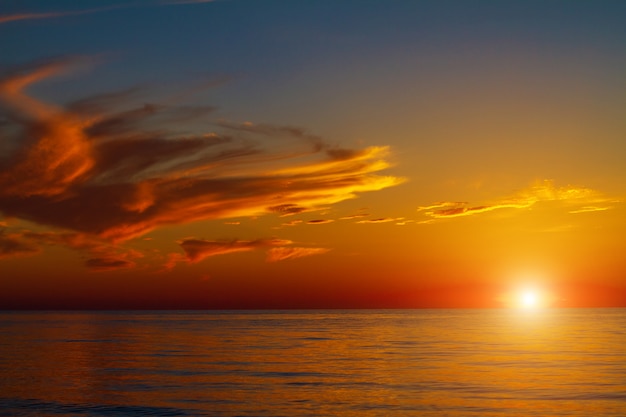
[520, 290, 539, 309]
[499, 280, 554, 309]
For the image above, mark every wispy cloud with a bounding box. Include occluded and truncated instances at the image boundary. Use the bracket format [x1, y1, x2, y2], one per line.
[568, 206, 613, 214]
[266, 247, 330, 262]
[0, 1, 218, 25]
[0, 230, 40, 259]
[281, 219, 303, 227]
[0, 228, 145, 270]
[306, 219, 335, 225]
[340, 213, 370, 220]
[85, 256, 136, 272]
[417, 180, 620, 220]
[0, 58, 402, 255]
[164, 237, 328, 268]
[356, 217, 404, 224]
[178, 238, 291, 263]
[268, 204, 311, 217]
[0, 5, 132, 25]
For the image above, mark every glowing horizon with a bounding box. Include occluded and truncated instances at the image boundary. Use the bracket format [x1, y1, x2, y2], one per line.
[1, 0, 625, 309]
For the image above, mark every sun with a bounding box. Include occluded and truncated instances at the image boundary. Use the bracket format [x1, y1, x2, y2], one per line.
[499, 282, 552, 309]
[520, 290, 539, 309]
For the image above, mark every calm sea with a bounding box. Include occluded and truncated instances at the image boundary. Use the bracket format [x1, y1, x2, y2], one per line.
[1, 309, 625, 416]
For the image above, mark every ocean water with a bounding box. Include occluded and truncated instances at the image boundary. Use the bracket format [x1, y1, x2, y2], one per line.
[1, 309, 625, 416]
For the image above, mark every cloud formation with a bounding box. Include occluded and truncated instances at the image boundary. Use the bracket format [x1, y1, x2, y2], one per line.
[0, 230, 40, 259]
[0, 4, 134, 25]
[0, 1, 217, 25]
[178, 238, 291, 263]
[266, 247, 330, 262]
[0, 58, 402, 251]
[417, 180, 619, 219]
[306, 219, 335, 225]
[356, 217, 404, 224]
[85, 256, 136, 272]
[0, 228, 144, 270]
[164, 237, 329, 268]
[164, 237, 305, 269]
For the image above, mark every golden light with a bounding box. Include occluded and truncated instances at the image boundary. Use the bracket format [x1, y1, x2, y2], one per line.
[520, 290, 539, 309]
[498, 280, 555, 309]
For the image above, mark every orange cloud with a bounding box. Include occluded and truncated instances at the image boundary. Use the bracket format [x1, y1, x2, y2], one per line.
[356, 217, 404, 224]
[0, 58, 402, 246]
[340, 213, 370, 220]
[266, 247, 330, 262]
[418, 180, 619, 220]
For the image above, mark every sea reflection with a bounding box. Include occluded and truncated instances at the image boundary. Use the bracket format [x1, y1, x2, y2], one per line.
[1, 309, 625, 416]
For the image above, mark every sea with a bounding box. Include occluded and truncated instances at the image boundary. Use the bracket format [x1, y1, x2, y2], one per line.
[1, 309, 625, 416]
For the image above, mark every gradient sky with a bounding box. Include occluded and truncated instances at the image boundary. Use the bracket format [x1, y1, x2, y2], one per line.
[1, 0, 625, 309]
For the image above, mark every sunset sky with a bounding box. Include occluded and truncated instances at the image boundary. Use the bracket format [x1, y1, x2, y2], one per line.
[1, 0, 625, 309]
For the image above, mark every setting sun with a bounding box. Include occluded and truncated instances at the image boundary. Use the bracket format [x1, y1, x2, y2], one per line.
[520, 290, 539, 309]
[498, 283, 555, 309]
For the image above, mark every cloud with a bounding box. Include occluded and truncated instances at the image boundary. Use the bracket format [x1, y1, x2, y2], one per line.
[417, 180, 620, 220]
[340, 213, 370, 220]
[268, 204, 309, 217]
[179, 238, 292, 263]
[569, 206, 613, 214]
[0, 230, 40, 259]
[0, 58, 403, 246]
[0, 5, 133, 25]
[306, 219, 335, 225]
[85, 256, 136, 272]
[281, 220, 303, 227]
[0, 1, 218, 25]
[266, 247, 330, 262]
[356, 217, 404, 224]
[0, 227, 144, 270]
[166, 237, 330, 267]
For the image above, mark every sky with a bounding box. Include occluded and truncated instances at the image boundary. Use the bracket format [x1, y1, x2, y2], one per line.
[1, 0, 625, 309]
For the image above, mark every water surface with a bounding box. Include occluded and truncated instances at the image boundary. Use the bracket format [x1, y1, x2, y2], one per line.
[1, 309, 625, 416]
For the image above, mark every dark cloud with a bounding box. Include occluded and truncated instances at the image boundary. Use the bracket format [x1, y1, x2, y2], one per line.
[0, 58, 402, 247]
[178, 238, 292, 263]
[85, 256, 136, 271]
[268, 204, 309, 216]
[0, 230, 40, 259]
[306, 219, 334, 225]
[356, 217, 404, 224]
